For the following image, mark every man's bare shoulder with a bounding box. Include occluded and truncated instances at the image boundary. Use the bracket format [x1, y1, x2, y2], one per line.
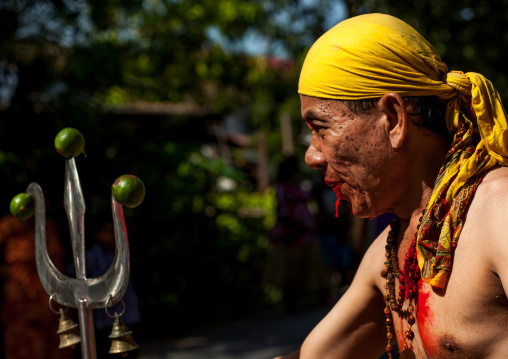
[360, 223, 390, 290]
[468, 167, 508, 221]
[368, 224, 391, 257]
[465, 166, 508, 275]
[477, 166, 508, 196]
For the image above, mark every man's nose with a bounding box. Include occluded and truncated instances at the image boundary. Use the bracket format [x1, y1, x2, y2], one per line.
[305, 143, 326, 170]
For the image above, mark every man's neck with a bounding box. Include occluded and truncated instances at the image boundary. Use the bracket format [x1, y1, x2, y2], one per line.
[393, 130, 451, 222]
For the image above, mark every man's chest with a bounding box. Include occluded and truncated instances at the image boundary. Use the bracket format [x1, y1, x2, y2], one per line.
[390, 239, 508, 359]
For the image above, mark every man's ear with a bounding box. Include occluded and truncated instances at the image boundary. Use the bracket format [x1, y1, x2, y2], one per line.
[379, 92, 408, 149]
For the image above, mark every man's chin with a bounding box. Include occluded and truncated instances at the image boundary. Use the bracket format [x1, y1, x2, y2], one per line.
[350, 203, 372, 219]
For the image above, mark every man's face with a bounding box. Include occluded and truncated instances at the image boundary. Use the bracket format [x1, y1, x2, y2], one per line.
[300, 94, 395, 218]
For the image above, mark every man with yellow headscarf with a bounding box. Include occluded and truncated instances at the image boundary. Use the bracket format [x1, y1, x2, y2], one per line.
[275, 13, 508, 359]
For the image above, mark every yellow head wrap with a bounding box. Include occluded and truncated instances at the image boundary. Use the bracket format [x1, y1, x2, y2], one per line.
[299, 13, 508, 288]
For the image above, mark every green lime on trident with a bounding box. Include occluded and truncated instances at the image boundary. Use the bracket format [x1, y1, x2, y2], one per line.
[10, 193, 34, 219]
[112, 175, 145, 208]
[55, 127, 85, 158]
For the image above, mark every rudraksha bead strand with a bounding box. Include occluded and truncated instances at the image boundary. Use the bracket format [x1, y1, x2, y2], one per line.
[382, 211, 425, 358]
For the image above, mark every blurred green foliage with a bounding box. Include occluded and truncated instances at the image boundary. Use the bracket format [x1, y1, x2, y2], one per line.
[0, 0, 332, 339]
[4, 0, 508, 342]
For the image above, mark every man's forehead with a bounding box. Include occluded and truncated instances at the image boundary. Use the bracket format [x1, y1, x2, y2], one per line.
[300, 95, 349, 119]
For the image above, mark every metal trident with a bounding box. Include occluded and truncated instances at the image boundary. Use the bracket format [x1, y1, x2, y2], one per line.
[28, 157, 131, 359]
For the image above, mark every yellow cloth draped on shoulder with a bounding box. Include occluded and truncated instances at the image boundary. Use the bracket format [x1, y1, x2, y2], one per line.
[299, 13, 508, 288]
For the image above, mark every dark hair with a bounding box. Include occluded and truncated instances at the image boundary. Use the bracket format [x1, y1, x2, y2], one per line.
[341, 96, 451, 141]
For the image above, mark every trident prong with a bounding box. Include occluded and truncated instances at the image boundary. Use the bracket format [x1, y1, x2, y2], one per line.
[30, 158, 130, 309]
[64, 156, 87, 281]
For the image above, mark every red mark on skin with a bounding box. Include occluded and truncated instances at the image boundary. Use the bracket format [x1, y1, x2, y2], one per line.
[417, 280, 438, 358]
[398, 316, 405, 349]
[332, 184, 342, 217]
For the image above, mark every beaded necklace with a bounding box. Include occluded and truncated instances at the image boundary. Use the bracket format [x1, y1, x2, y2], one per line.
[381, 213, 424, 359]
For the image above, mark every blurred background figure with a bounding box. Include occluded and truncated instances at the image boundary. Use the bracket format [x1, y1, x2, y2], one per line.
[0, 214, 73, 359]
[263, 156, 330, 312]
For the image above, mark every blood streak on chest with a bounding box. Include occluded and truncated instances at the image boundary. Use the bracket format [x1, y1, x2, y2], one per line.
[416, 281, 439, 358]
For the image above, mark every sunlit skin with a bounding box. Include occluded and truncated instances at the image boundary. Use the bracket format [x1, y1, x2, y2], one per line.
[300, 93, 444, 221]
[274, 93, 508, 359]
[302, 95, 394, 218]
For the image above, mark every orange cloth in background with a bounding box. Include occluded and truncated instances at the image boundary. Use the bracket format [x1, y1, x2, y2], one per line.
[0, 215, 73, 359]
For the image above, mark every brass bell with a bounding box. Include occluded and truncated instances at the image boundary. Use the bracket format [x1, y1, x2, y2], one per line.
[109, 313, 139, 356]
[57, 308, 81, 349]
